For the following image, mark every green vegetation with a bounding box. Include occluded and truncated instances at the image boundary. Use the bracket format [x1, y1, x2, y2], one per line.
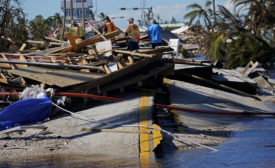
[185, 0, 275, 68]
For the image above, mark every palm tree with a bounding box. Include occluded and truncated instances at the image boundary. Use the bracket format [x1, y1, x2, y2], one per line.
[205, 4, 275, 68]
[212, 0, 217, 25]
[60, 0, 66, 40]
[184, 0, 213, 31]
[81, 0, 85, 30]
[232, 0, 275, 36]
[99, 12, 106, 20]
[88, 9, 95, 20]
[70, 0, 73, 21]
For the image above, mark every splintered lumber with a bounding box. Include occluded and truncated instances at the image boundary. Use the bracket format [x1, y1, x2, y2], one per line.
[87, 22, 107, 41]
[0, 60, 102, 71]
[8, 66, 104, 88]
[19, 43, 27, 51]
[114, 50, 153, 58]
[181, 73, 261, 101]
[44, 37, 65, 43]
[1, 36, 16, 44]
[49, 31, 119, 54]
[26, 40, 45, 45]
[70, 53, 163, 92]
[99, 63, 174, 93]
[242, 61, 259, 76]
[166, 58, 209, 65]
[139, 47, 174, 54]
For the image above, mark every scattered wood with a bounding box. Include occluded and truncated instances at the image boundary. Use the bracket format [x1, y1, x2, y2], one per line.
[1, 36, 16, 44]
[242, 61, 259, 76]
[114, 50, 153, 58]
[81, 128, 152, 134]
[0, 60, 102, 71]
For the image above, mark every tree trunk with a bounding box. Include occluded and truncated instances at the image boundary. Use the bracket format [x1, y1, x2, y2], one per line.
[70, 0, 73, 21]
[60, 0, 66, 40]
[212, 0, 216, 26]
[81, 0, 85, 30]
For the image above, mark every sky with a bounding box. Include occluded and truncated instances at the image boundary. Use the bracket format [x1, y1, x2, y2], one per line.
[22, 0, 234, 28]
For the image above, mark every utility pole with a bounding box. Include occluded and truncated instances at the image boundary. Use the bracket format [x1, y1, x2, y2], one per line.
[141, 0, 146, 25]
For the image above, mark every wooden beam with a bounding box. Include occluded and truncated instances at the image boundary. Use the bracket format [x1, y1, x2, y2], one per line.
[70, 53, 163, 92]
[19, 43, 27, 51]
[26, 40, 45, 45]
[0, 60, 102, 71]
[45, 37, 65, 43]
[1, 36, 16, 44]
[139, 47, 174, 54]
[242, 61, 259, 76]
[50, 31, 119, 54]
[97, 63, 174, 93]
[114, 50, 153, 58]
[182, 73, 261, 101]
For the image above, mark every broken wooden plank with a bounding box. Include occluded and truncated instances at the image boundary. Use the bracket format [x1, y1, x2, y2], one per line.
[1, 36, 16, 44]
[19, 43, 27, 51]
[98, 63, 174, 93]
[69, 53, 163, 92]
[49, 31, 119, 54]
[139, 47, 174, 54]
[9, 66, 104, 88]
[114, 50, 153, 58]
[242, 61, 259, 76]
[0, 60, 102, 71]
[26, 40, 45, 45]
[44, 37, 65, 43]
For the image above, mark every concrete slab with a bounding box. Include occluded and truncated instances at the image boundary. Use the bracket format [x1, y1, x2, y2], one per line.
[0, 92, 161, 160]
[212, 68, 257, 94]
[45, 95, 152, 158]
[165, 78, 275, 129]
[212, 68, 256, 84]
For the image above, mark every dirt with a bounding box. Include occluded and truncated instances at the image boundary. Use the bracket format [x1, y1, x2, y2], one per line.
[0, 128, 71, 161]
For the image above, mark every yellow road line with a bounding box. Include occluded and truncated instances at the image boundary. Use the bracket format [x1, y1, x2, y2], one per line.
[164, 78, 184, 133]
[152, 124, 163, 148]
[139, 92, 150, 158]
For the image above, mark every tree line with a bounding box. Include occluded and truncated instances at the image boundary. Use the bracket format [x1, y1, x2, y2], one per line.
[184, 0, 275, 68]
[0, 0, 94, 52]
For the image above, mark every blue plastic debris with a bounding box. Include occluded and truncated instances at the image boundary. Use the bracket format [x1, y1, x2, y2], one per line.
[0, 95, 52, 131]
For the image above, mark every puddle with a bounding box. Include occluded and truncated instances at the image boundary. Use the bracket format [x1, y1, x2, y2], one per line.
[1, 117, 275, 167]
[159, 117, 275, 168]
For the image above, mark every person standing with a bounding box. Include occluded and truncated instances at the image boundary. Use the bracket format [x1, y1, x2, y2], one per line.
[103, 16, 116, 35]
[69, 19, 85, 43]
[147, 19, 162, 48]
[125, 17, 140, 50]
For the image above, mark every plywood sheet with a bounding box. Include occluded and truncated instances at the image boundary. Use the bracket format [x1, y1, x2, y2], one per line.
[8, 66, 104, 88]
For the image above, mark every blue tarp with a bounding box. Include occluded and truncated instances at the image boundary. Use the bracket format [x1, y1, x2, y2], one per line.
[0, 96, 52, 131]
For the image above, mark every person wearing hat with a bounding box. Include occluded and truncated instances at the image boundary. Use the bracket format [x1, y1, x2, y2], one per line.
[103, 16, 116, 35]
[69, 19, 85, 43]
[147, 19, 162, 48]
[125, 17, 140, 50]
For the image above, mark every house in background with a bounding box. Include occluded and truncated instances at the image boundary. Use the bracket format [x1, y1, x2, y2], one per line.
[61, 0, 93, 21]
